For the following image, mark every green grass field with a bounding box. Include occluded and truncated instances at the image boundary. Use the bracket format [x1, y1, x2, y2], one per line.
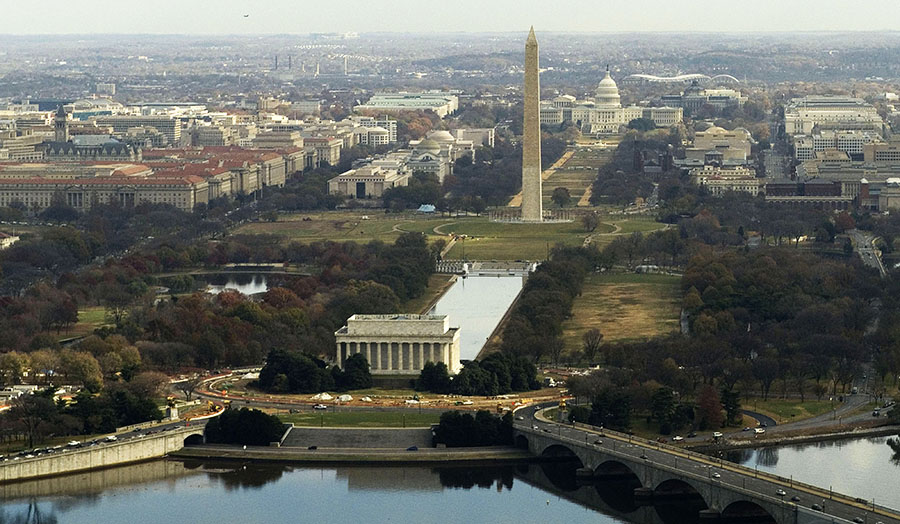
[561, 272, 681, 352]
[743, 398, 836, 424]
[57, 306, 109, 341]
[278, 410, 440, 428]
[233, 211, 668, 262]
[233, 211, 446, 245]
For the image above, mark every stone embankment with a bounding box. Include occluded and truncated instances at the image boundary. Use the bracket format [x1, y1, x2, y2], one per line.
[0, 426, 202, 485]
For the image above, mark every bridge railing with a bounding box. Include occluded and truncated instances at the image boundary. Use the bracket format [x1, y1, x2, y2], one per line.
[520, 423, 870, 524]
[560, 419, 897, 520]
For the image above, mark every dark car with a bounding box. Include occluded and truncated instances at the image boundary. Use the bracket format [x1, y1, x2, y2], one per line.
[406, 446, 418, 451]
[307, 445, 317, 450]
[811, 504, 823, 511]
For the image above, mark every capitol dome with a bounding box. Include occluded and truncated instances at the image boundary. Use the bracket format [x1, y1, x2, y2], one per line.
[594, 67, 621, 108]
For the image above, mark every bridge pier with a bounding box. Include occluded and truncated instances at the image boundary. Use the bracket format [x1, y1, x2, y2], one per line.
[634, 486, 654, 505]
[575, 467, 594, 479]
[699, 508, 722, 521]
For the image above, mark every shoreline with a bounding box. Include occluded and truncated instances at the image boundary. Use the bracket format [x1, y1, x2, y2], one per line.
[170, 445, 533, 465]
[686, 424, 900, 452]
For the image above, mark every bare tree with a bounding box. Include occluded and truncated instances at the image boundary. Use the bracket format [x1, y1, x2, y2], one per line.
[582, 329, 604, 365]
[176, 374, 203, 401]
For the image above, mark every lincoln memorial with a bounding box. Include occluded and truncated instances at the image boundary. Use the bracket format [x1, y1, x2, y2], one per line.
[334, 314, 462, 375]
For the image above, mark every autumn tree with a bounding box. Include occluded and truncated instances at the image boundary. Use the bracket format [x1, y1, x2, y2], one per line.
[696, 384, 724, 430]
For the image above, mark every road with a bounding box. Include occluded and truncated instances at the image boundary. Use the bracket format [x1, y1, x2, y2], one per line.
[850, 229, 886, 277]
[517, 404, 900, 524]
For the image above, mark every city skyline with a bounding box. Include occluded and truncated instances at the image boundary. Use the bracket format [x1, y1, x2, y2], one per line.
[3, 0, 900, 34]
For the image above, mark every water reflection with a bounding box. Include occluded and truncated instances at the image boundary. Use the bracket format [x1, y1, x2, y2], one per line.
[888, 437, 900, 465]
[435, 465, 515, 491]
[0, 501, 58, 524]
[206, 274, 269, 295]
[428, 275, 524, 360]
[726, 436, 900, 510]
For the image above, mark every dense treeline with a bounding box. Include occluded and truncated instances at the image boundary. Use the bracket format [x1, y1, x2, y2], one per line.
[588, 129, 681, 208]
[446, 135, 566, 206]
[433, 410, 513, 447]
[0, 202, 228, 295]
[257, 351, 372, 394]
[204, 408, 286, 446]
[499, 246, 595, 364]
[1, 382, 164, 448]
[0, 232, 435, 373]
[416, 352, 540, 396]
[568, 247, 885, 435]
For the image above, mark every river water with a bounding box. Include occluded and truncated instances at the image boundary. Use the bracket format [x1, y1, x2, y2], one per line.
[0, 462, 623, 524]
[3, 436, 899, 523]
[428, 275, 524, 360]
[724, 435, 900, 510]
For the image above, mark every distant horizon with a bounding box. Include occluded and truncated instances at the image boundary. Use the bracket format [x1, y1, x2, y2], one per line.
[4, 29, 900, 37]
[4, 0, 900, 35]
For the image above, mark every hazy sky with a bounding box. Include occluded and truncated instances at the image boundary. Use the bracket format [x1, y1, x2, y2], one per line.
[4, 0, 900, 34]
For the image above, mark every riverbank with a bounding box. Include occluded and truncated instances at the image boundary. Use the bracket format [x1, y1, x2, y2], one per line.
[687, 424, 900, 452]
[171, 445, 533, 464]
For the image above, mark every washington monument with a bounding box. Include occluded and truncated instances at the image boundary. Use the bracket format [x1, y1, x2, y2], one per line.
[521, 26, 542, 222]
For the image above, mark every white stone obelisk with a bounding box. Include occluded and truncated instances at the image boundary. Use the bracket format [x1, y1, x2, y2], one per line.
[521, 26, 543, 222]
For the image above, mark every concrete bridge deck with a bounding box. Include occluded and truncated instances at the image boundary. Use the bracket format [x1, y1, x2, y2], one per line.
[514, 411, 900, 524]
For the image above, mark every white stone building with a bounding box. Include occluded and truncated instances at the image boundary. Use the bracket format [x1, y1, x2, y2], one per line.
[784, 96, 884, 135]
[327, 166, 409, 199]
[334, 314, 461, 375]
[355, 92, 459, 118]
[539, 69, 682, 135]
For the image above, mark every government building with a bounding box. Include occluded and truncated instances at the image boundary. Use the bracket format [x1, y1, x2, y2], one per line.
[334, 314, 461, 375]
[539, 68, 683, 135]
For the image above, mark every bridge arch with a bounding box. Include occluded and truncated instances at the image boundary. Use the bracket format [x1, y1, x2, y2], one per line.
[594, 460, 643, 513]
[514, 434, 529, 450]
[183, 432, 205, 446]
[654, 478, 709, 524]
[720, 500, 777, 523]
[538, 444, 584, 492]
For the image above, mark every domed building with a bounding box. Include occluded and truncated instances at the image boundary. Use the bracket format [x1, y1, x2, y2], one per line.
[405, 130, 476, 183]
[539, 66, 683, 136]
[594, 66, 621, 108]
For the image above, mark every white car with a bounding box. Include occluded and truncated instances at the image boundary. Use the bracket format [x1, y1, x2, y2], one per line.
[712, 432, 723, 439]
[754, 427, 766, 434]
[105, 435, 118, 442]
[672, 435, 684, 442]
